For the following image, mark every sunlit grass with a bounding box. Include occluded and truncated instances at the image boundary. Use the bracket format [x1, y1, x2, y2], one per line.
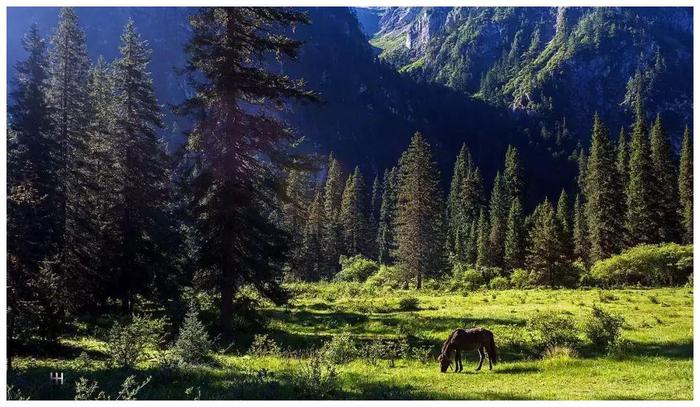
[9, 285, 693, 399]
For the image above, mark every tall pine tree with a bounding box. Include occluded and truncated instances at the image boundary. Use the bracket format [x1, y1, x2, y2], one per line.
[650, 114, 680, 243]
[322, 153, 345, 276]
[678, 126, 693, 244]
[625, 99, 658, 245]
[340, 167, 370, 257]
[488, 171, 509, 267]
[585, 114, 624, 262]
[504, 197, 525, 271]
[179, 7, 316, 333]
[395, 133, 446, 289]
[377, 167, 398, 265]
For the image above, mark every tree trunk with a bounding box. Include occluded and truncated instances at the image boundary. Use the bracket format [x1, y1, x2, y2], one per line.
[416, 271, 422, 289]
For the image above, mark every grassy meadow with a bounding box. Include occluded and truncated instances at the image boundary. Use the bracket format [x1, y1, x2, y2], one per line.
[8, 284, 693, 400]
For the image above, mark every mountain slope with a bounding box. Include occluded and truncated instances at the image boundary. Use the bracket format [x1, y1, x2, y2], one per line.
[370, 7, 693, 145]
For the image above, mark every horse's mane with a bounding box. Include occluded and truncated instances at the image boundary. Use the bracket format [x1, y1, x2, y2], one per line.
[440, 329, 460, 354]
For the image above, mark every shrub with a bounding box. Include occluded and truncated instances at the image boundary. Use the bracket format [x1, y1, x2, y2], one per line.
[542, 345, 579, 368]
[365, 265, 404, 288]
[458, 268, 485, 290]
[172, 303, 212, 365]
[249, 334, 281, 356]
[590, 243, 693, 287]
[511, 269, 535, 288]
[583, 305, 624, 351]
[527, 310, 579, 350]
[398, 296, 420, 311]
[336, 255, 379, 282]
[489, 276, 510, 290]
[294, 351, 339, 399]
[75, 376, 151, 400]
[322, 332, 358, 364]
[410, 345, 433, 364]
[362, 338, 409, 368]
[107, 315, 165, 368]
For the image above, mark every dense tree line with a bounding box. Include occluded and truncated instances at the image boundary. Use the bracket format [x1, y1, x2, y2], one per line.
[288, 99, 692, 288]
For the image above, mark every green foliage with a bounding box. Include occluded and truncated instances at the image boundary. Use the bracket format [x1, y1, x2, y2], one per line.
[335, 255, 379, 282]
[583, 305, 624, 351]
[589, 244, 693, 287]
[322, 332, 359, 364]
[678, 127, 693, 244]
[293, 351, 340, 399]
[510, 269, 535, 288]
[340, 166, 371, 257]
[107, 315, 165, 368]
[450, 263, 485, 290]
[365, 265, 404, 288]
[395, 132, 446, 289]
[172, 304, 212, 365]
[489, 276, 510, 290]
[398, 296, 420, 311]
[527, 310, 580, 349]
[249, 334, 281, 357]
[74, 375, 151, 400]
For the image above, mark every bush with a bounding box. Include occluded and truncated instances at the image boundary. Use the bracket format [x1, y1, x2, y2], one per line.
[607, 338, 633, 359]
[362, 338, 409, 367]
[450, 263, 484, 290]
[511, 269, 535, 288]
[542, 345, 579, 367]
[489, 276, 510, 290]
[590, 243, 693, 287]
[75, 376, 151, 400]
[335, 255, 379, 282]
[527, 310, 579, 350]
[398, 296, 420, 311]
[294, 351, 340, 399]
[172, 303, 212, 365]
[365, 265, 403, 288]
[107, 315, 165, 368]
[583, 305, 624, 351]
[249, 334, 281, 356]
[322, 332, 358, 364]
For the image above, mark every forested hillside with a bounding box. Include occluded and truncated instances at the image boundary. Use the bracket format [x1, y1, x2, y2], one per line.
[369, 7, 693, 144]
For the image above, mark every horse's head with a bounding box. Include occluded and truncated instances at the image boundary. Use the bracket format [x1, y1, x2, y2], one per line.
[437, 352, 450, 373]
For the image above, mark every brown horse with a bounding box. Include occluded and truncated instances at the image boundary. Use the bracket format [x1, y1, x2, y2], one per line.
[438, 328, 498, 373]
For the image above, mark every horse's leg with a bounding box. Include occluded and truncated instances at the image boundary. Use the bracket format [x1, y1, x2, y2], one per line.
[476, 348, 484, 371]
[453, 350, 460, 372]
[486, 346, 493, 370]
[457, 350, 463, 372]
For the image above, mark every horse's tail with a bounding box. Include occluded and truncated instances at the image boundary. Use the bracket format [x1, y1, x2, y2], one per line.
[487, 332, 498, 364]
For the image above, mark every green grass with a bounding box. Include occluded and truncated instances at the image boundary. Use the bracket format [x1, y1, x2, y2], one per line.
[9, 285, 693, 399]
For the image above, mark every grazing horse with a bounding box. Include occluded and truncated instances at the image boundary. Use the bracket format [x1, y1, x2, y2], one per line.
[438, 328, 498, 373]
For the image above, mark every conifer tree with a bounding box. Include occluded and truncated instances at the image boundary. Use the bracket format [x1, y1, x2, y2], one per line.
[476, 209, 490, 268]
[503, 145, 524, 202]
[377, 167, 398, 265]
[526, 198, 562, 287]
[8, 23, 61, 355]
[47, 8, 97, 309]
[555, 189, 573, 260]
[488, 171, 509, 267]
[461, 166, 485, 225]
[179, 7, 316, 333]
[300, 189, 325, 280]
[577, 148, 588, 195]
[572, 193, 589, 263]
[110, 20, 174, 311]
[395, 133, 446, 289]
[368, 174, 381, 258]
[616, 127, 629, 194]
[465, 219, 478, 265]
[8, 24, 56, 267]
[650, 114, 680, 242]
[322, 153, 345, 275]
[625, 99, 659, 245]
[678, 126, 693, 243]
[504, 198, 525, 271]
[340, 167, 370, 257]
[585, 114, 624, 262]
[446, 144, 471, 253]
